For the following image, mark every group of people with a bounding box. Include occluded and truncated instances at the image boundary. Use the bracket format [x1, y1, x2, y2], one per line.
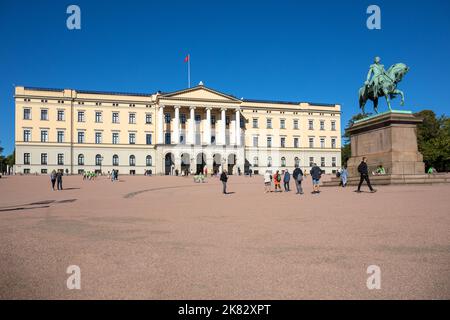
[109, 169, 119, 182]
[50, 170, 63, 191]
[82, 171, 98, 180]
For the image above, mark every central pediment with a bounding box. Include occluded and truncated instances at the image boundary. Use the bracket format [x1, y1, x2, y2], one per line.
[161, 85, 241, 103]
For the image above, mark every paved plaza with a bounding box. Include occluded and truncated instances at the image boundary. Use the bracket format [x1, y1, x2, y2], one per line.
[0, 174, 449, 299]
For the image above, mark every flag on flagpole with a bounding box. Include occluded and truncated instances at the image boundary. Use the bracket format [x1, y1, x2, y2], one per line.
[184, 54, 191, 88]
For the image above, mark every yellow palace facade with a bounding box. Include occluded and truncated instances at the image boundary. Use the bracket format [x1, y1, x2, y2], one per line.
[14, 84, 341, 175]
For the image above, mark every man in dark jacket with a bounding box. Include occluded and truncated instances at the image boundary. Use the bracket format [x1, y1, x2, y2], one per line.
[310, 163, 322, 194]
[283, 170, 291, 191]
[56, 170, 63, 190]
[220, 170, 228, 194]
[292, 166, 304, 195]
[356, 157, 376, 193]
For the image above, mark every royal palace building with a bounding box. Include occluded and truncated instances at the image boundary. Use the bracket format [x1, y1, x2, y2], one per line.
[14, 84, 341, 175]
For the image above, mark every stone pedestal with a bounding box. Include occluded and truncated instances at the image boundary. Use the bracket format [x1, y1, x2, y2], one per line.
[346, 111, 425, 177]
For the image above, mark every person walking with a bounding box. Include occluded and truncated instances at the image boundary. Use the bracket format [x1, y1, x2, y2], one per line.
[309, 163, 322, 194]
[50, 170, 57, 190]
[264, 170, 272, 193]
[356, 157, 376, 193]
[340, 166, 348, 187]
[220, 170, 228, 194]
[56, 170, 63, 190]
[292, 166, 304, 195]
[283, 169, 291, 192]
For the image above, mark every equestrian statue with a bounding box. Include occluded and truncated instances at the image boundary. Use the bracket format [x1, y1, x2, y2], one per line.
[359, 56, 409, 114]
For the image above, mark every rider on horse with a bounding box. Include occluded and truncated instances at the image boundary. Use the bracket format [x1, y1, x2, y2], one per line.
[365, 56, 389, 99]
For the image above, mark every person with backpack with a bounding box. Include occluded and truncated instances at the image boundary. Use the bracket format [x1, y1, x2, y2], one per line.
[220, 170, 228, 194]
[309, 163, 322, 194]
[273, 170, 282, 192]
[356, 157, 376, 193]
[292, 166, 304, 195]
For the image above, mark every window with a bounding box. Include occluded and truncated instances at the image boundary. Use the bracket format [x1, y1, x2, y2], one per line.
[280, 137, 286, 148]
[145, 113, 152, 124]
[267, 156, 272, 167]
[211, 136, 215, 144]
[112, 112, 119, 123]
[267, 118, 272, 129]
[165, 113, 171, 123]
[57, 153, 64, 165]
[195, 114, 201, 122]
[281, 157, 286, 167]
[112, 133, 119, 144]
[146, 133, 152, 145]
[294, 157, 300, 167]
[332, 157, 336, 167]
[127, 112, 136, 124]
[95, 154, 103, 166]
[78, 111, 85, 122]
[320, 120, 325, 130]
[280, 119, 286, 129]
[309, 157, 314, 167]
[129, 155, 136, 166]
[267, 136, 272, 148]
[320, 137, 325, 148]
[253, 156, 259, 167]
[309, 137, 314, 148]
[112, 154, 119, 166]
[293, 119, 299, 129]
[308, 120, 314, 130]
[165, 132, 171, 145]
[211, 115, 216, 125]
[41, 153, 47, 165]
[253, 136, 259, 147]
[226, 116, 230, 125]
[331, 121, 336, 131]
[40, 109, 48, 120]
[41, 169, 48, 174]
[57, 110, 65, 121]
[95, 112, 102, 123]
[41, 130, 48, 142]
[78, 132, 85, 144]
[23, 169, 30, 174]
[294, 137, 299, 148]
[180, 113, 186, 124]
[95, 132, 102, 144]
[23, 130, 31, 142]
[252, 118, 258, 128]
[57, 131, 64, 143]
[23, 108, 31, 120]
[321, 157, 325, 167]
[129, 133, 136, 144]
[146, 155, 152, 166]
[78, 154, 85, 165]
[331, 138, 336, 149]
[24, 153, 30, 165]
[180, 135, 185, 144]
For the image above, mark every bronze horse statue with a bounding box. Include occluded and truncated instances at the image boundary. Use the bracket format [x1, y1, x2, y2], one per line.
[359, 63, 409, 114]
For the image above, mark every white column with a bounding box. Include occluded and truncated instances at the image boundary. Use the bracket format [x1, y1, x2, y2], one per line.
[189, 106, 196, 145]
[173, 106, 180, 144]
[220, 108, 227, 145]
[157, 105, 164, 144]
[235, 108, 241, 146]
[205, 107, 211, 145]
[230, 118, 236, 145]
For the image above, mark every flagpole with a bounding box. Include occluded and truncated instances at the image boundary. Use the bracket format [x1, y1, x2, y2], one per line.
[188, 54, 191, 88]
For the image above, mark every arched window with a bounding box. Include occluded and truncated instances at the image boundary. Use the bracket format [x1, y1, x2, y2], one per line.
[281, 157, 286, 167]
[78, 154, 84, 165]
[96, 154, 102, 166]
[253, 156, 259, 167]
[267, 156, 272, 167]
[294, 157, 300, 167]
[112, 154, 119, 166]
[129, 155, 136, 166]
[146, 155, 152, 166]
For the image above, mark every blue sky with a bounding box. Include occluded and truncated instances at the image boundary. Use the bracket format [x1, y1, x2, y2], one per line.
[1, 0, 450, 154]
